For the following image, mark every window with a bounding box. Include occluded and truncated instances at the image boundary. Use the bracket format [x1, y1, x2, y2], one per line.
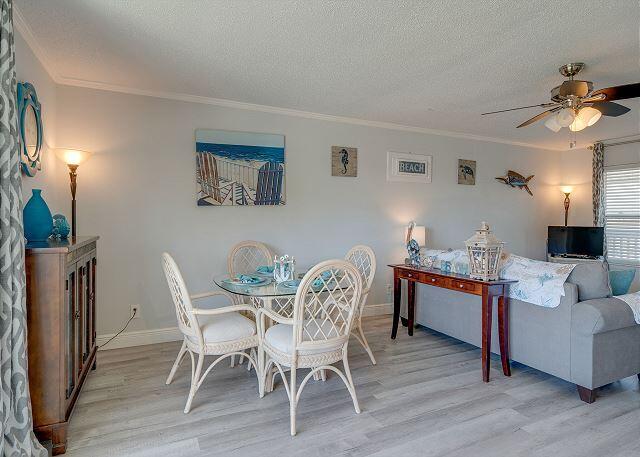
[604, 164, 640, 265]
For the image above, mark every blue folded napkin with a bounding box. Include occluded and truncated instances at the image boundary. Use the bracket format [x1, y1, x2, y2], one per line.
[256, 265, 274, 274]
[312, 271, 334, 288]
[237, 274, 261, 284]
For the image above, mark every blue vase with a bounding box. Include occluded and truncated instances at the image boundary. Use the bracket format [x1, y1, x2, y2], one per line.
[23, 189, 53, 242]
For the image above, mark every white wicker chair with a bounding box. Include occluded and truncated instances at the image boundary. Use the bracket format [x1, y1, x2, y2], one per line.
[345, 245, 377, 365]
[257, 259, 363, 436]
[227, 241, 275, 367]
[162, 253, 261, 413]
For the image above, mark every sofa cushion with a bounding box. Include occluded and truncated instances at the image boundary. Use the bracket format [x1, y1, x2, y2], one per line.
[567, 262, 611, 301]
[571, 297, 636, 335]
[609, 269, 636, 296]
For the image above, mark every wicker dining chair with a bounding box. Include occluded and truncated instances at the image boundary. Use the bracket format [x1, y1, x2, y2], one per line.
[256, 259, 363, 436]
[227, 241, 275, 367]
[345, 245, 377, 365]
[162, 253, 261, 413]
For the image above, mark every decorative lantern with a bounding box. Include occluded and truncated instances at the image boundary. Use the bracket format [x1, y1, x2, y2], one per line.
[465, 222, 504, 281]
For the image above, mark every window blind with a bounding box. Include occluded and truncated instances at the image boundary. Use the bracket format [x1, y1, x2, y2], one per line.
[605, 165, 640, 265]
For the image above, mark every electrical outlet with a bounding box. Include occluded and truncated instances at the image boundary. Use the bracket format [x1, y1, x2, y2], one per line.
[386, 284, 393, 299]
[130, 305, 140, 319]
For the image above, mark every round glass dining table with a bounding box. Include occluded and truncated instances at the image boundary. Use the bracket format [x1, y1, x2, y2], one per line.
[213, 274, 300, 300]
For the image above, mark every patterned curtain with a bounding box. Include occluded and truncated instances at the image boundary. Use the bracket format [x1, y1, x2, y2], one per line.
[592, 141, 607, 257]
[0, 0, 47, 455]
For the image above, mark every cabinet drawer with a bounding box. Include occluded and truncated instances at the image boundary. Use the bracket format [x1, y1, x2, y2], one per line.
[423, 275, 448, 287]
[398, 269, 420, 281]
[449, 279, 481, 295]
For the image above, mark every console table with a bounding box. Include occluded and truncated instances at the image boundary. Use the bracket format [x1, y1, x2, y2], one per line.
[389, 264, 517, 382]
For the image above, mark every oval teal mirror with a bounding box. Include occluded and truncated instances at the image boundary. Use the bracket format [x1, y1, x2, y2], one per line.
[17, 82, 43, 177]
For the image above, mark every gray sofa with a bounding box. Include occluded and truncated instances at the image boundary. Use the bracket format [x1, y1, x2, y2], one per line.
[409, 262, 640, 402]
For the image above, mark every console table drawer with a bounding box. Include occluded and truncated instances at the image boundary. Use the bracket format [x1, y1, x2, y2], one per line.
[449, 279, 481, 295]
[423, 275, 448, 287]
[398, 269, 420, 281]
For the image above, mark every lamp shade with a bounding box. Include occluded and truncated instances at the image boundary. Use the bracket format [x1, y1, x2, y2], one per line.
[405, 224, 426, 247]
[576, 106, 602, 127]
[569, 116, 587, 132]
[560, 185, 573, 194]
[544, 114, 562, 132]
[55, 148, 92, 166]
[556, 108, 575, 127]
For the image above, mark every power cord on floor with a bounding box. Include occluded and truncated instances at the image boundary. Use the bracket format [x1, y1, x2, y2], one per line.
[99, 309, 137, 349]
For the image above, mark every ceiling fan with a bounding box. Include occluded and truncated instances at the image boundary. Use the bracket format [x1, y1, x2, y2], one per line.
[482, 63, 640, 134]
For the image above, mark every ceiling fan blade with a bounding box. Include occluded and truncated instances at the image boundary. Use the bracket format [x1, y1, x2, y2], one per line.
[481, 102, 559, 115]
[559, 80, 590, 97]
[591, 101, 631, 117]
[516, 107, 560, 128]
[589, 83, 640, 101]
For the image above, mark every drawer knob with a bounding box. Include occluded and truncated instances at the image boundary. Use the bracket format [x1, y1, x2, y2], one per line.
[431, 278, 436, 282]
[459, 284, 464, 288]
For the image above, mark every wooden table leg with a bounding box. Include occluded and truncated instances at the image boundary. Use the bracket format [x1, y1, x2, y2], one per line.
[481, 288, 493, 382]
[407, 280, 415, 336]
[391, 270, 401, 339]
[497, 294, 511, 377]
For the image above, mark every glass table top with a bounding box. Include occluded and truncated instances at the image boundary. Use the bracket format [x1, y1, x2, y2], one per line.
[214, 274, 300, 297]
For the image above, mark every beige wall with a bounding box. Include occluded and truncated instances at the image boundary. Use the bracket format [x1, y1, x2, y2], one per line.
[51, 84, 566, 336]
[15, 31, 67, 214]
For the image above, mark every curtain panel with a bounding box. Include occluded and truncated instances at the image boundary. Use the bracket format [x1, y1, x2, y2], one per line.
[591, 141, 607, 258]
[0, 0, 47, 455]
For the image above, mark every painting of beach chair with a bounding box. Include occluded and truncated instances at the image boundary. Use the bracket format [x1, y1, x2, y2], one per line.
[254, 161, 284, 205]
[197, 152, 224, 204]
[195, 129, 285, 206]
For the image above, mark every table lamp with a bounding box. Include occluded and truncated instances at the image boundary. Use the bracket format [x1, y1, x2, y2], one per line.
[56, 149, 92, 237]
[560, 186, 573, 227]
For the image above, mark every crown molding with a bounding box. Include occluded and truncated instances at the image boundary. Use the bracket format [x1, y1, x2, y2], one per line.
[57, 76, 564, 151]
[13, 6, 59, 81]
[14, 7, 564, 152]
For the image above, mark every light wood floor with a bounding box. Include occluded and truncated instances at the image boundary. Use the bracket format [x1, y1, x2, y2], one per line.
[64, 316, 640, 457]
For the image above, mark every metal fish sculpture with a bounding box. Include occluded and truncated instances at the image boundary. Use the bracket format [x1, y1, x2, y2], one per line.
[495, 170, 534, 196]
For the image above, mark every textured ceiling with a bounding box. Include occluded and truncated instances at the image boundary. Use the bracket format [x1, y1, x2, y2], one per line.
[16, 0, 640, 150]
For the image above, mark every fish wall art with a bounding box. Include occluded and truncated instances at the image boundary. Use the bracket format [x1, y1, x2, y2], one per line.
[495, 170, 534, 196]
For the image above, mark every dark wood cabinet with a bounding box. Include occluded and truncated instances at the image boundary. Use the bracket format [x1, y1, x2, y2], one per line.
[26, 236, 98, 455]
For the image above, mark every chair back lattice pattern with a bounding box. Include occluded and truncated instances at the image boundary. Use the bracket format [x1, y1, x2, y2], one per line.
[227, 241, 274, 276]
[345, 245, 376, 293]
[293, 260, 363, 351]
[162, 253, 198, 339]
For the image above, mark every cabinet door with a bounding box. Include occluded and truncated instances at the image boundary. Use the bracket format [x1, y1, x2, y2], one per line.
[76, 263, 85, 378]
[83, 256, 93, 360]
[65, 268, 77, 399]
[91, 255, 97, 349]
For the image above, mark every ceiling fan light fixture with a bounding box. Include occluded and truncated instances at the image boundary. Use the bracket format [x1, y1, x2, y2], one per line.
[569, 115, 587, 132]
[544, 114, 562, 132]
[556, 108, 576, 127]
[577, 106, 602, 126]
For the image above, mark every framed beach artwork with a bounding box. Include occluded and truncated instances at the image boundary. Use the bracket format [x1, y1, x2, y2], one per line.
[386, 151, 432, 183]
[196, 129, 285, 206]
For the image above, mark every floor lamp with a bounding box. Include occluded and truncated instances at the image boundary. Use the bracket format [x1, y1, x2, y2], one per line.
[560, 186, 573, 227]
[56, 149, 92, 237]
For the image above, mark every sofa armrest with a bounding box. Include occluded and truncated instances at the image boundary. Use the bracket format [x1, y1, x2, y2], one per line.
[562, 282, 579, 307]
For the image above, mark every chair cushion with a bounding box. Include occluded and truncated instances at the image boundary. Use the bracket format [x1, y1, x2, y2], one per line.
[571, 297, 637, 335]
[264, 322, 341, 355]
[609, 269, 636, 296]
[567, 262, 612, 301]
[189, 312, 256, 344]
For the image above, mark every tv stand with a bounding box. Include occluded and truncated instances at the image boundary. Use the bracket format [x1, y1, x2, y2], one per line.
[547, 254, 604, 265]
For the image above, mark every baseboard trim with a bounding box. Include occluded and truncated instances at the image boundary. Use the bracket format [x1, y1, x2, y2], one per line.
[97, 327, 182, 350]
[98, 303, 393, 350]
[363, 302, 393, 316]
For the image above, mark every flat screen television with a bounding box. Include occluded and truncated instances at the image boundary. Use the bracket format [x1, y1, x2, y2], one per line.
[547, 226, 604, 258]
